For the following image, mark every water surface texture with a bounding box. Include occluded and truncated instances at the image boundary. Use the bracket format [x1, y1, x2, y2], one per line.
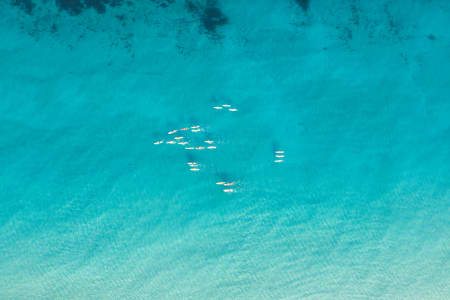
[1, 0, 449, 299]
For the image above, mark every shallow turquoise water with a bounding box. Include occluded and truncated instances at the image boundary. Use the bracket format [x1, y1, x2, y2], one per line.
[1, 1, 449, 299]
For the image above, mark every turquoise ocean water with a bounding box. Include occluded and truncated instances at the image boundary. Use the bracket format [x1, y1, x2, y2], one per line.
[1, 0, 449, 299]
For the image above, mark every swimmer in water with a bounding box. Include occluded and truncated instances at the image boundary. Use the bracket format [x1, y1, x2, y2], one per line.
[191, 129, 201, 133]
[275, 150, 284, 154]
[216, 182, 226, 185]
[154, 140, 163, 145]
[178, 142, 188, 145]
[185, 147, 194, 150]
[180, 127, 190, 131]
[174, 136, 184, 140]
[229, 108, 238, 112]
[274, 160, 283, 163]
[223, 189, 235, 193]
[275, 155, 284, 158]
[166, 141, 176, 144]
[168, 130, 177, 135]
[204, 140, 214, 144]
[190, 168, 200, 172]
[207, 146, 216, 149]
[222, 104, 231, 107]
[196, 146, 205, 150]
[191, 125, 200, 129]
[224, 182, 235, 186]
[213, 106, 223, 110]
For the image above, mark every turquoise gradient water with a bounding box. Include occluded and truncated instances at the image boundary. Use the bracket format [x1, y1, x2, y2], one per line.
[1, 1, 449, 299]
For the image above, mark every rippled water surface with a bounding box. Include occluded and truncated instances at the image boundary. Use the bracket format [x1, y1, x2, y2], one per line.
[1, 0, 449, 299]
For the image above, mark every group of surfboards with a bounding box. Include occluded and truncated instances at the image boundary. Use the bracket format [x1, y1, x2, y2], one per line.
[154, 104, 285, 193]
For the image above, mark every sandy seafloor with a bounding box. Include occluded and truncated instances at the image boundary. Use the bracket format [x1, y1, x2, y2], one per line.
[0, 0, 449, 299]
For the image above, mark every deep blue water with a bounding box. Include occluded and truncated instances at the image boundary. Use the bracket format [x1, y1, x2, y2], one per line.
[1, 0, 449, 299]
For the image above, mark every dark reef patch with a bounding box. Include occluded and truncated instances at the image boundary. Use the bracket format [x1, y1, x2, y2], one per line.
[9, 0, 229, 53]
[55, 0, 83, 15]
[185, 0, 198, 13]
[383, 3, 400, 36]
[427, 34, 435, 40]
[339, 26, 352, 42]
[185, 0, 228, 38]
[50, 23, 58, 33]
[295, 0, 309, 12]
[12, 0, 36, 15]
[350, 3, 359, 25]
[150, 0, 175, 8]
[201, 6, 228, 34]
[55, 0, 123, 16]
